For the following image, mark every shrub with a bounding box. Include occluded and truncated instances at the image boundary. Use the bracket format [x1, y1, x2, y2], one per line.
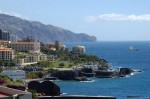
[59, 63, 65, 68]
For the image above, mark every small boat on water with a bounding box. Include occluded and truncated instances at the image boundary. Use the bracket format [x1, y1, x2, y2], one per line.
[129, 46, 139, 51]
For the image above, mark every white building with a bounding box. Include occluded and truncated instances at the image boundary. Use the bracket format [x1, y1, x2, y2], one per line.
[1, 70, 25, 81]
[15, 53, 47, 67]
[72, 45, 85, 54]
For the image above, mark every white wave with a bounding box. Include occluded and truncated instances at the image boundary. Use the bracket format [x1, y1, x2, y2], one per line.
[80, 80, 95, 82]
[125, 75, 130, 78]
[131, 73, 134, 75]
[61, 93, 67, 95]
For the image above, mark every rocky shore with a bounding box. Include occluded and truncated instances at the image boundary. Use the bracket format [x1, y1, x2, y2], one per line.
[49, 66, 141, 81]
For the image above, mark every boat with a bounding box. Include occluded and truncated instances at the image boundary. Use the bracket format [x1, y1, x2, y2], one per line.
[129, 46, 139, 51]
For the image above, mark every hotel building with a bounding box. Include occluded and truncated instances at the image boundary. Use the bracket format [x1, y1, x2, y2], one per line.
[8, 42, 40, 53]
[0, 40, 10, 47]
[0, 40, 41, 53]
[0, 46, 14, 60]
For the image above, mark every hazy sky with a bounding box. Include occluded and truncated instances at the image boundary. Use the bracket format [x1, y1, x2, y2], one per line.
[0, 0, 150, 41]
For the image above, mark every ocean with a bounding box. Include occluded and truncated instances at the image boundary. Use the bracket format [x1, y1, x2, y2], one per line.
[55, 41, 150, 99]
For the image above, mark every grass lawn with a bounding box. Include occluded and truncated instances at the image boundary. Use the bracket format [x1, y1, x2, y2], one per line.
[49, 61, 74, 68]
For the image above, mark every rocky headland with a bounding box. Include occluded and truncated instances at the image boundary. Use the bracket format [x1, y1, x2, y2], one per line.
[49, 66, 141, 81]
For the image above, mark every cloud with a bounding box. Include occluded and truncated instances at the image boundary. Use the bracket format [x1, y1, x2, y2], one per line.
[0, 10, 30, 20]
[86, 13, 150, 22]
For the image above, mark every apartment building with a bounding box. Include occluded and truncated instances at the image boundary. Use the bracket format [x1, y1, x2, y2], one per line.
[0, 40, 10, 47]
[15, 53, 47, 66]
[0, 46, 14, 60]
[0, 29, 18, 42]
[9, 42, 40, 53]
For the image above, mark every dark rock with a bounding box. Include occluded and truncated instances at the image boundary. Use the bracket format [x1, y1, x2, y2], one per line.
[98, 66, 109, 71]
[50, 67, 139, 80]
[50, 70, 76, 80]
[6, 85, 26, 91]
[41, 81, 60, 96]
[28, 81, 41, 93]
[81, 72, 96, 77]
[118, 68, 133, 76]
[81, 68, 93, 73]
[75, 76, 88, 81]
[28, 80, 60, 96]
[95, 70, 114, 78]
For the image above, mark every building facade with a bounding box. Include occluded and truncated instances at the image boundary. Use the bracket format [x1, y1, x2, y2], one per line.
[24, 54, 40, 63]
[0, 29, 2, 40]
[1, 31, 10, 41]
[0, 40, 40, 53]
[15, 53, 47, 66]
[0, 29, 18, 42]
[72, 45, 85, 54]
[9, 42, 40, 53]
[0, 40, 10, 47]
[10, 33, 18, 42]
[0, 46, 14, 60]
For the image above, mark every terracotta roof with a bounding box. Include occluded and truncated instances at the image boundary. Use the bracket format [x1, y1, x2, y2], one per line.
[0, 40, 10, 42]
[0, 50, 13, 52]
[0, 46, 13, 51]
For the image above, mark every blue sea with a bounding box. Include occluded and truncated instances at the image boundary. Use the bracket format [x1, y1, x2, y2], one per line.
[55, 41, 150, 99]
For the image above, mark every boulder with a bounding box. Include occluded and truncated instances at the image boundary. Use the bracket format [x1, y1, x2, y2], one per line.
[95, 70, 114, 78]
[28, 80, 60, 96]
[75, 76, 88, 81]
[118, 68, 133, 76]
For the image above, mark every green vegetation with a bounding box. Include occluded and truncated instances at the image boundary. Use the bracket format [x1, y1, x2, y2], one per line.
[0, 60, 15, 67]
[27, 72, 43, 79]
[28, 90, 38, 99]
[0, 74, 24, 86]
[40, 42, 109, 69]
[37, 54, 108, 69]
[37, 60, 74, 68]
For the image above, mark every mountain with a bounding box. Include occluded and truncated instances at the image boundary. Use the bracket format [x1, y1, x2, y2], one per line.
[0, 14, 97, 43]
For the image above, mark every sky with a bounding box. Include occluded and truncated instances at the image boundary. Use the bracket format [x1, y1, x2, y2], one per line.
[0, 0, 150, 41]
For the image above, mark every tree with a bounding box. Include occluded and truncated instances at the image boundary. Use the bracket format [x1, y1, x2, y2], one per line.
[27, 72, 39, 79]
[55, 41, 60, 50]
[59, 63, 65, 68]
